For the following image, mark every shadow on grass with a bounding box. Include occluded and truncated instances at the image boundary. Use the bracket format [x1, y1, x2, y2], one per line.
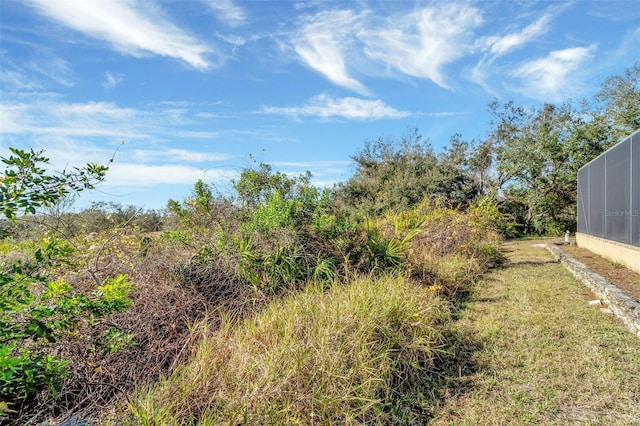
[423, 324, 482, 421]
[506, 259, 558, 266]
[421, 254, 557, 420]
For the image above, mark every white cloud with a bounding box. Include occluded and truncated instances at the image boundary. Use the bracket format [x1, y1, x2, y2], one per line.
[28, 141, 119, 167]
[0, 99, 202, 140]
[0, 52, 75, 91]
[173, 130, 224, 139]
[104, 163, 237, 187]
[261, 94, 410, 120]
[0, 139, 237, 189]
[471, 9, 569, 95]
[27, 55, 75, 87]
[270, 160, 351, 188]
[26, 0, 213, 70]
[0, 104, 31, 133]
[294, 10, 367, 94]
[512, 44, 597, 101]
[479, 14, 552, 56]
[2, 101, 148, 138]
[271, 160, 351, 169]
[0, 70, 43, 92]
[103, 72, 124, 90]
[360, 4, 483, 89]
[0, 97, 239, 190]
[130, 148, 232, 163]
[206, 0, 247, 27]
[617, 26, 640, 59]
[291, 4, 482, 92]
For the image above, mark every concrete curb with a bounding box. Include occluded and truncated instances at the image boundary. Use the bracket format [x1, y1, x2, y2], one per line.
[545, 243, 640, 338]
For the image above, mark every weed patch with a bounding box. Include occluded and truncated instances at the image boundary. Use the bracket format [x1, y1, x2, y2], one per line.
[126, 275, 451, 425]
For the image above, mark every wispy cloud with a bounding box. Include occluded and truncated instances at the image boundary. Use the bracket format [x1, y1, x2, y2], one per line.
[103, 71, 124, 90]
[26, 0, 214, 70]
[293, 10, 367, 94]
[471, 9, 558, 94]
[0, 103, 32, 133]
[0, 70, 43, 92]
[271, 160, 352, 188]
[0, 96, 241, 190]
[478, 14, 552, 56]
[512, 44, 597, 101]
[0, 50, 75, 92]
[205, 0, 247, 27]
[0, 99, 191, 140]
[617, 26, 640, 59]
[99, 163, 237, 187]
[360, 4, 483, 89]
[271, 160, 351, 169]
[26, 54, 75, 87]
[130, 148, 232, 163]
[291, 4, 482, 92]
[261, 94, 410, 120]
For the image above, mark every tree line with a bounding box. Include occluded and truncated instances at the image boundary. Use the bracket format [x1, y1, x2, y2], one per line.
[336, 62, 640, 236]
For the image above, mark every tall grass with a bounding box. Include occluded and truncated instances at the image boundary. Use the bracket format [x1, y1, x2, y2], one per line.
[126, 274, 449, 425]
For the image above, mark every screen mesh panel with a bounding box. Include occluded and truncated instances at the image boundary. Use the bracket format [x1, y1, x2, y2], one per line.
[633, 132, 640, 246]
[605, 139, 630, 244]
[577, 167, 589, 234]
[589, 155, 606, 238]
[578, 129, 639, 247]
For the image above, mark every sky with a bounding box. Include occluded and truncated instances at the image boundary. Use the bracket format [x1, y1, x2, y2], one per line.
[1, 0, 639, 211]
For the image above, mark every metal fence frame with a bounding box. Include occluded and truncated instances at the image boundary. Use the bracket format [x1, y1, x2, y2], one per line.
[577, 128, 640, 247]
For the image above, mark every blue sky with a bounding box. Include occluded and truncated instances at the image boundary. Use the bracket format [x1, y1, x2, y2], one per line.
[1, 1, 639, 210]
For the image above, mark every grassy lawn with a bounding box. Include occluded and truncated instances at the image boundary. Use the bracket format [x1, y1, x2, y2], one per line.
[431, 240, 640, 425]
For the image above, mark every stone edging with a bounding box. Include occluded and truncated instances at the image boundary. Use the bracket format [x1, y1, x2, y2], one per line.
[544, 243, 640, 338]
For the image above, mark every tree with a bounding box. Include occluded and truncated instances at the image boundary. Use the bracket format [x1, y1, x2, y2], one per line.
[435, 134, 478, 207]
[337, 129, 440, 215]
[233, 163, 300, 209]
[467, 138, 496, 196]
[0, 148, 132, 415]
[488, 100, 611, 234]
[337, 129, 486, 215]
[0, 148, 108, 220]
[595, 61, 640, 141]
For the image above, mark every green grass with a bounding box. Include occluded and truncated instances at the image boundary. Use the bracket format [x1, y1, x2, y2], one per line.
[430, 240, 640, 425]
[125, 275, 450, 425]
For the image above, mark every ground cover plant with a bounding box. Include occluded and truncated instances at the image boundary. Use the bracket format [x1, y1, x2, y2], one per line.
[122, 194, 504, 424]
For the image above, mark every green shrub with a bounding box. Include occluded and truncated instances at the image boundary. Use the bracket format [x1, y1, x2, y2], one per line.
[0, 239, 133, 411]
[0, 147, 135, 417]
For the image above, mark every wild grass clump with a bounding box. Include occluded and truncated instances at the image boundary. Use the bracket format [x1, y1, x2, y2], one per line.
[126, 274, 449, 425]
[375, 197, 505, 296]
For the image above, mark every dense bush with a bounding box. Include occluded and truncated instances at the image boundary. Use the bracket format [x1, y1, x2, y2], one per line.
[123, 168, 505, 424]
[0, 149, 135, 421]
[127, 274, 449, 425]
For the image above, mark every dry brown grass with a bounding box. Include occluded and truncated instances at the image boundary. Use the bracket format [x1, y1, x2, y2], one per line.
[561, 243, 640, 303]
[12, 230, 256, 425]
[125, 274, 449, 425]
